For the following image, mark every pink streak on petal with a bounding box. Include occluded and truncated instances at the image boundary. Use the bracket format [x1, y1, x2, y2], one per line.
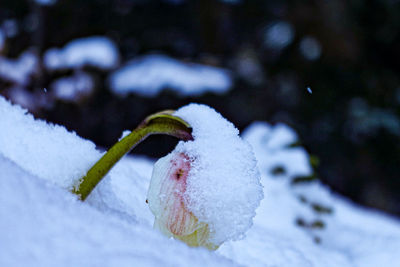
[159, 153, 197, 236]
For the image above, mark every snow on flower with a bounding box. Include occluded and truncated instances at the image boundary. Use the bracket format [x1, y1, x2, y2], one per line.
[147, 104, 263, 249]
[147, 152, 216, 249]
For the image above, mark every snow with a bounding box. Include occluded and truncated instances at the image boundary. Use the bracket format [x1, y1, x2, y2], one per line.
[173, 104, 263, 245]
[6, 86, 35, 110]
[50, 71, 94, 102]
[0, 155, 234, 267]
[1, 19, 18, 38]
[0, 96, 235, 266]
[43, 36, 119, 71]
[217, 121, 400, 266]
[0, 96, 100, 189]
[0, 50, 38, 85]
[1, 96, 400, 266]
[264, 21, 295, 50]
[242, 122, 311, 177]
[299, 36, 322, 61]
[119, 130, 132, 141]
[34, 0, 57, 5]
[0, 29, 4, 51]
[109, 54, 232, 97]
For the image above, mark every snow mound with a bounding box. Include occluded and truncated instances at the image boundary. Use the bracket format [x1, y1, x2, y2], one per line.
[243, 122, 312, 177]
[1, 95, 400, 266]
[217, 121, 400, 267]
[174, 104, 263, 245]
[0, 155, 235, 267]
[0, 96, 100, 189]
[43, 36, 119, 71]
[109, 54, 232, 97]
[0, 95, 236, 266]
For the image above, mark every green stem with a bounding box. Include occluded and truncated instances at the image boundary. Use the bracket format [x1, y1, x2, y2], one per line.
[72, 111, 193, 201]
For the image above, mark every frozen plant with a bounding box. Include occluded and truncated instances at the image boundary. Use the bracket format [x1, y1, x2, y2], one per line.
[75, 104, 263, 250]
[147, 105, 263, 249]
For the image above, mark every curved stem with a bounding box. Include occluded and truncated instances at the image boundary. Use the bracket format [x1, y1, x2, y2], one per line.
[72, 111, 193, 201]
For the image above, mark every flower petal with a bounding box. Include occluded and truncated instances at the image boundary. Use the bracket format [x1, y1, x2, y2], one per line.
[174, 224, 219, 250]
[147, 152, 200, 236]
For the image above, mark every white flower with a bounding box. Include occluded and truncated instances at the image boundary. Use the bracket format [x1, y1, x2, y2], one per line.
[147, 152, 218, 250]
[146, 104, 263, 251]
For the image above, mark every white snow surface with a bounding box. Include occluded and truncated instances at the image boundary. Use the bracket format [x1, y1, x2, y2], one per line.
[1, 96, 400, 266]
[109, 54, 232, 97]
[0, 96, 99, 189]
[217, 121, 400, 266]
[0, 96, 234, 266]
[174, 104, 263, 245]
[0, 156, 234, 267]
[0, 50, 38, 85]
[43, 36, 119, 71]
[51, 71, 94, 102]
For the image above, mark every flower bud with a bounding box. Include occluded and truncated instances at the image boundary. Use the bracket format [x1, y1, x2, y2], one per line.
[147, 152, 218, 250]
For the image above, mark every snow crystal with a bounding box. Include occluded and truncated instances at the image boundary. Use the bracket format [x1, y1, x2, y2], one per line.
[0, 50, 38, 85]
[109, 54, 232, 97]
[51, 71, 94, 102]
[43, 36, 119, 71]
[173, 104, 263, 245]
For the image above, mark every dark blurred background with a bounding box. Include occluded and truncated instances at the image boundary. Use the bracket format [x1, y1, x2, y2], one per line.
[0, 0, 399, 216]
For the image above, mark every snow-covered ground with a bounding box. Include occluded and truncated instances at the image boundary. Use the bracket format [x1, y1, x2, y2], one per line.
[1, 95, 400, 266]
[43, 36, 119, 71]
[50, 71, 94, 102]
[108, 54, 232, 97]
[0, 50, 38, 85]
